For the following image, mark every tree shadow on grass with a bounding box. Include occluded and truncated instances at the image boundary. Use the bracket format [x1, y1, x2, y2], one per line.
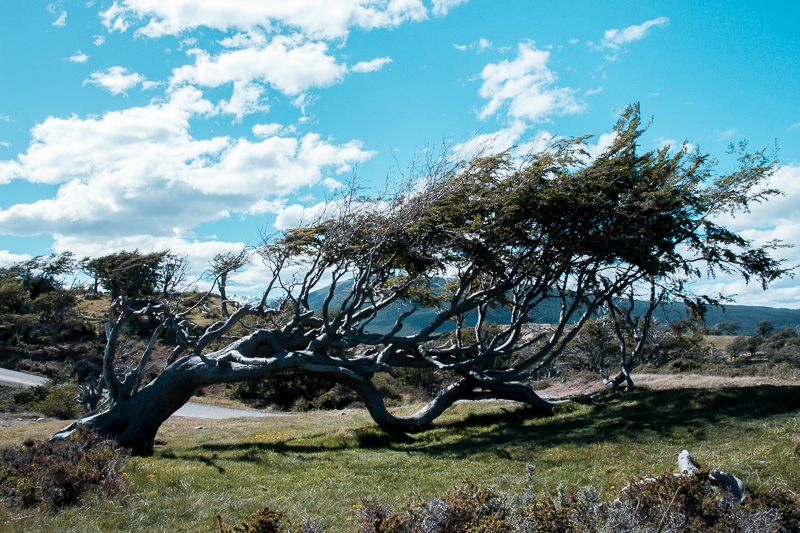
[174, 385, 800, 464]
[158, 450, 227, 473]
[416, 384, 800, 457]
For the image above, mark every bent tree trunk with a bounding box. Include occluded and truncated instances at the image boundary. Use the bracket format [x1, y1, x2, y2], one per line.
[348, 379, 554, 432]
[53, 357, 214, 455]
[52, 327, 309, 455]
[54, 349, 556, 455]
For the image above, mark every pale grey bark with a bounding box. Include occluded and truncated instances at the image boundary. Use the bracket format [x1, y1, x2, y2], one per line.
[678, 449, 746, 502]
[678, 449, 700, 475]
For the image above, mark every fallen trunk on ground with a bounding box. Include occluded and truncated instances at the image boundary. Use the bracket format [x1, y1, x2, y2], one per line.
[617, 450, 748, 505]
[678, 449, 747, 502]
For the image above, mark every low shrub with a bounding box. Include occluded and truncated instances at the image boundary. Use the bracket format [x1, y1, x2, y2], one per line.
[607, 472, 787, 533]
[350, 476, 798, 533]
[216, 473, 799, 533]
[33, 380, 83, 419]
[5, 379, 84, 419]
[0, 427, 128, 510]
[216, 506, 324, 533]
[233, 369, 422, 412]
[753, 486, 800, 533]
[217, 507, 291, 533]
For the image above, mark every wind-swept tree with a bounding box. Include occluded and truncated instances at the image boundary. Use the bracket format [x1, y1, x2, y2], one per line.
[52, 106, 788, 454]
[159, 253, 190, 299]
[0, 252, 79, 345]
[81, 250, 166, 300]
[207, 250, 250, 317]
[15, 252, 75, 300]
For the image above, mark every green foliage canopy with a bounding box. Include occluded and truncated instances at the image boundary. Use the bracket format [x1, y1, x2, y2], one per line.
[277, 105, 786, 321]
[81, 250, 167, 300]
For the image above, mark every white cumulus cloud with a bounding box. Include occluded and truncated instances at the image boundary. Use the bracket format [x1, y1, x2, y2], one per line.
[84, 66, 150, 95]
[273, 201, 330, 230]
[216, 81, 269, 121]
[655, 137, 696, 154]
[52, 11, 67, 27]
[600, 17, 669, 50]
[68, 51, 89, 63]
[477, 42, 585, 123]
[351, 56, 392, 73]
[252, 123, 286, 138]
[0, 250, 33, 267]
[100, 0, 429, 41]
[171, 36, 348, 96]
[431, 0, 468, 17]
[100, 2, 131, 32]
[0, 86, 374, 254]
[454, 38, 504, 53]
[453, 120, 528, 156]
[580, 131, 618, 160]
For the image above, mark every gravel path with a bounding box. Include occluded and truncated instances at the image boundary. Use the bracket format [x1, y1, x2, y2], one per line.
[171, 402, 278, 419]
[0, 367, 47, 388]
[0, 367, 282, 419]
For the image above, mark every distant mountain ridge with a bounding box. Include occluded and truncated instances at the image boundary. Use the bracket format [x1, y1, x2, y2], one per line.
[306, 282, 800, 336]
[701, 304, 800, 334]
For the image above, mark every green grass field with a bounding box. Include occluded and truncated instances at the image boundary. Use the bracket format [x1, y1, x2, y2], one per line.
[1, 383, 799, 532]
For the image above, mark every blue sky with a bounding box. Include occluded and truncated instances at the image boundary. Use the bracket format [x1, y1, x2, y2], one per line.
[1, 1, 798, 307]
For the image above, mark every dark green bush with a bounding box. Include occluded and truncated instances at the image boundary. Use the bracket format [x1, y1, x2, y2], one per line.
[0, 427, 128, 510]
[0, 313, 38, 345]
[0, 277, 26, 314]
[217, 507, 290, 533]
[355, 482, 512, 533]
[233, 370, 409, 412]
[34, 380, 83, 419]
[232, 371, 365, 411]
[356, 500, 411, 533]
[7, 380, 84, 419]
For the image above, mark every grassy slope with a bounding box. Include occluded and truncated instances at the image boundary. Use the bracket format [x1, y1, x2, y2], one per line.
[1, 382, 798, 532]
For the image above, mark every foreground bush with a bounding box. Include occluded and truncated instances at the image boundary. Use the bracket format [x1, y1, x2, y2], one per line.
[0, 428, 128, 510]
[218, 476, 799, 533]
[217, 506, 325, 533]
[355, 476, 799, 532]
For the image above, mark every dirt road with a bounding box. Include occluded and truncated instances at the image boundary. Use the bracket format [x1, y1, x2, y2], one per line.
[0, 367, 280, 419]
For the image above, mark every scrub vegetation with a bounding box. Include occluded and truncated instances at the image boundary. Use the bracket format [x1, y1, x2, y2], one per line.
[1, 382, 799, 531]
